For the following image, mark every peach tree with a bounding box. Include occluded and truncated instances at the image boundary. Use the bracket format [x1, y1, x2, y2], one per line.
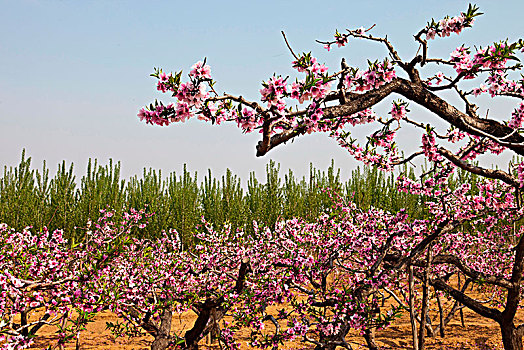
[139, 3, 524, 350]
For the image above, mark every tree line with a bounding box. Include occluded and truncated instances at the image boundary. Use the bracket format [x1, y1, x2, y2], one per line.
[0, 150, 437, 246]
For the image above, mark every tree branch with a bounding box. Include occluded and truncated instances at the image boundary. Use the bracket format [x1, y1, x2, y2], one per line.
[432, 254, 513, 289]
[427, 275, 502, 322]
[256, 78, 524, 157]
[438, 147, 519, 187]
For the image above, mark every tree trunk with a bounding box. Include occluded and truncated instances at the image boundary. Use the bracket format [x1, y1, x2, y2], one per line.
[436, 292, 445, 338]
[151, 337, 171, 350]
[408, 265, 419, 350]
[500, 225, 524, 350]
[20, 310, 28, 337]
[418, 247, 432, 350]
[500, 323, 523, 350]
[150, 308, 173, 350]
[363, 328, 379, 350]
[458, 273, 465, 327]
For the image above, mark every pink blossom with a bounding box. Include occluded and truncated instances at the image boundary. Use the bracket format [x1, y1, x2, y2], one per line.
[189, 60, 211, 79]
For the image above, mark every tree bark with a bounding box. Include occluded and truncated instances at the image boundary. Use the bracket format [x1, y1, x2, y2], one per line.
[500, 323, 523, 350]
[458, 273, 465, 328]
[418, 247, 432, 349]
[363, 328, 379, 350]
[20, 310, 28, 337]
[184, 258, 251, 349]
[408, 265, 419, 350]
[150, 308, 173, 350]
[436, 292, 445, 338]
[500, 228, 524, 350]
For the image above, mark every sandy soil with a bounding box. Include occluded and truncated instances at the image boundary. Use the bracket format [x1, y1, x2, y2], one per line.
[27, 298, 518, 350]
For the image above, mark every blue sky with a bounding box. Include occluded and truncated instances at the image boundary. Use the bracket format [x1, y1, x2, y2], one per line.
[1, 0, 523, 181]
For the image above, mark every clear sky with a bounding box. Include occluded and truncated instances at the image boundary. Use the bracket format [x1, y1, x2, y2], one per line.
[1, 0, 523, 181]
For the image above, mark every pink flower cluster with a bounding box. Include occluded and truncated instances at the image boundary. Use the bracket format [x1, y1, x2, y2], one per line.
[260, 75, 288, 112]
[346, 59, 395, 92]
[176, 81, 209, 108]
[425, 5, 481, 41]
[189, 60, 211, 79]
[446, 127, 465, 143]
[332, 128, 399, 171]
[138, 61, 215, 127]
[486, 65, 524, 98]
[138, 102, 175, 126]
[509, 103, 524, 129]
[289, 55, 332, 104]
[472, 83, 487, 96]
[516, 162, 524, 188]
[449, 42, 519, 81]
[426, 14, 469, 40]
[237, 107, 261, 133]
[421, 131, 442, 162]
[156, 72, 172, 93]
[390, 100, 408, 121]
[334, 30, 348, 48]
[301, 102, 324, 134]
[340, 109, 377, 127]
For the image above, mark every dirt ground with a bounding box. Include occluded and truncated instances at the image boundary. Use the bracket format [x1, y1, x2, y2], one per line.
[28, 298, 518, 350]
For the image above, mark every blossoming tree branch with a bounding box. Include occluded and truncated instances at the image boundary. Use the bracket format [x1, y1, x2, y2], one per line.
[139, 5, 522, 181]
[138, 4, 524, 350]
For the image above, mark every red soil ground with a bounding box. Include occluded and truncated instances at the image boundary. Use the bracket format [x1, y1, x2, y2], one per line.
[28, 299, 520, 350]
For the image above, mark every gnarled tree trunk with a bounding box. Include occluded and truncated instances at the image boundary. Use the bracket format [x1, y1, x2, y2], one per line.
[150, 308, 173, 350]
[500, 322, 523, 350]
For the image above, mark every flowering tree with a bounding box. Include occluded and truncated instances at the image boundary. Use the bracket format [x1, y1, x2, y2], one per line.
[2, 193, 520, 350]
[0, 208, 410, 350]
[139, 3, 524, 350]
[95, 212, 403, 350]
[0, 209, 150, 350]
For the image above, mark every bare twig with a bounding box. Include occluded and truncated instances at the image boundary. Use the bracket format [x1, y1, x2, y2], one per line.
[281, 31, 299, 60]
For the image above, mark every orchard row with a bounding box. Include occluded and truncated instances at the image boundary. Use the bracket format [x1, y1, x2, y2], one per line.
[1, 170, 519, 349]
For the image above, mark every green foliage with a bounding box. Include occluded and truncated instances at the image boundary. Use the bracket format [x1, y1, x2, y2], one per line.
[0, 150, 40, 230]
[1, 150, 478, 247]
[48, 161, 77, 236]
[347, 164, 425, 218]
[75, 159, 126, 241]
[165, 165, 200, 246]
